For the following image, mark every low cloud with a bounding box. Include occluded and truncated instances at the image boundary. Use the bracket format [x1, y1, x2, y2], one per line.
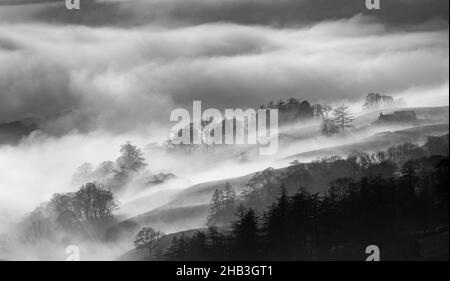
[0, 0, 448, 261]
[0, 16, 448, 135]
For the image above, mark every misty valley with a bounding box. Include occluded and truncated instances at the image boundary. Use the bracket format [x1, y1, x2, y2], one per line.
[0, 94, 448, 261]
[0, 0, 448, 264]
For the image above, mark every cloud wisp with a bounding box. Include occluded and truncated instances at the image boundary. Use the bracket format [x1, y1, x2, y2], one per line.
[0, 16, 448, 135]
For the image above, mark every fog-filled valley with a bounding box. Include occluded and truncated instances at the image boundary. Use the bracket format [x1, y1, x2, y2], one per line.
[0, 0, 448, 261]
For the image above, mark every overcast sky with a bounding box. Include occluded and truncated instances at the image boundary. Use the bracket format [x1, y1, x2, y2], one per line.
[0, 0, 448, 134]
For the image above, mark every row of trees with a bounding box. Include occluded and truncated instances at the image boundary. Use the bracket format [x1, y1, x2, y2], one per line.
[162, 100, 355, 155]
[0, 142, 151, 256]
[207, 183, 236, 226]
[155, 136, 449, 260]
[72, 142, 147, 191]
[204, 139, 446, 228]
[20, 183, 119, 243]
[163, 154, 448, 260]
[9, 141, 157, 251]
[130, 137, 448, 260]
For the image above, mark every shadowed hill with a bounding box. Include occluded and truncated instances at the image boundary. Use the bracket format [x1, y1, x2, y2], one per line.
[0, 119, 38, 145]
[285, 123, 449, 162]
[123, 125, 449, 237]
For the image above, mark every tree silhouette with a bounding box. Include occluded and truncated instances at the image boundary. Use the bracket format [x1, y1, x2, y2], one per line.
[112, 142, 146, 189]
[207, 226, 228, 260]
[332, 104, 354, 132]
[72, 183, 118, 225]
[162, 143, 449, 261]
[187, 231, 208, 260]
[321, 119, 339, 136]
[207, 182, 236, 226]
[48, 193, 79, 230]
[116, 141, 146, 173]
[134, 226, 164, 259]
[263, 187, 291, 259]
[232, 208, 260, 260]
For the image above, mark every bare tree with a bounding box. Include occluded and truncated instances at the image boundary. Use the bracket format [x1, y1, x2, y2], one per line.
[134, 226, 164, 259]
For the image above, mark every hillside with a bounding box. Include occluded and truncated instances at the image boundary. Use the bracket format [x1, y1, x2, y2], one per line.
[117, 228, 206, 261]
[113, 106, 449, 260]
[285, 123, 449, 162]
[119, 111, 449, 236]
[125, 173, 255, 233]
